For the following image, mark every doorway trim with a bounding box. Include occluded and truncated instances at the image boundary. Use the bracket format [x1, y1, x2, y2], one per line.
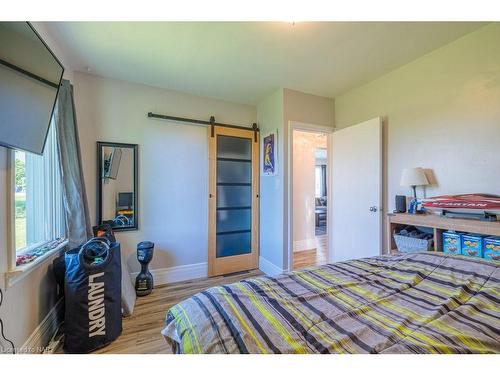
[286, 121, 334, 272]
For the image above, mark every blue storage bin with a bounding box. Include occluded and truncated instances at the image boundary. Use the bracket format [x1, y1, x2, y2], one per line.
[442, 231, 462, 255]
[484, 237, 500, 261]
[461, 234, 483, 258]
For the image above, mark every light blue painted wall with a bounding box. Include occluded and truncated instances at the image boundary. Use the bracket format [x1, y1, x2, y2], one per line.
[257, 89, 285, 269]
[257, 89, 334, 271]
[74, 72, 257, 273]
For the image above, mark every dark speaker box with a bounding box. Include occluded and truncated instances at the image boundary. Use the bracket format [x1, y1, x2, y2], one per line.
[395, 195, 407, 213]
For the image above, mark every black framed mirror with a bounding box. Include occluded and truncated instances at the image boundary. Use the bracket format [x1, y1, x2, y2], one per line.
[97, 142, 138, 231]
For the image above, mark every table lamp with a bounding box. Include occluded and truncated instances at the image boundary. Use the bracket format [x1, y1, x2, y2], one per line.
[400, 167, 429, 198]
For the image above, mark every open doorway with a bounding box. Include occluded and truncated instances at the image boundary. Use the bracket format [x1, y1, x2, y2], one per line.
[291, 128, 330, 270]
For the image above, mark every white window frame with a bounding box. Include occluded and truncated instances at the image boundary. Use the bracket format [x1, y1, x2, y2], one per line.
[315, 165, 322, 198]
[4, 124, 68, 287]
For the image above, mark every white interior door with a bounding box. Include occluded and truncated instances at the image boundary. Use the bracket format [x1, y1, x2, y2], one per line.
[331, 117, 382, 262]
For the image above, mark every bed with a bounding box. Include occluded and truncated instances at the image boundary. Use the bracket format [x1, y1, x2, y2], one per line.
[161, 252, 500, 354]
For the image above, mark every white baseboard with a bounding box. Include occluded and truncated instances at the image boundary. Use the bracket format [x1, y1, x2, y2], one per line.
[132, 262, 208, 286]
[258, 256, 283, 276]
[21, 298, 63, 354]
[293, 238, 317, 252]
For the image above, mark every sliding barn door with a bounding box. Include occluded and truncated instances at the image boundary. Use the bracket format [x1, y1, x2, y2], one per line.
[208, 126, 259, 276]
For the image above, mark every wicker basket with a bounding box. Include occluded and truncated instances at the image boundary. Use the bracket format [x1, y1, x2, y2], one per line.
[393, 233, 434, 253]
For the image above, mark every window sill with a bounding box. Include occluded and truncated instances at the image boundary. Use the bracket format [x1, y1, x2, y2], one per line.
[3, 240, 69, 289]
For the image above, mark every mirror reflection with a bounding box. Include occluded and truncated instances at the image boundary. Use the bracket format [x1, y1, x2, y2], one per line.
[98, 142, 138, 231]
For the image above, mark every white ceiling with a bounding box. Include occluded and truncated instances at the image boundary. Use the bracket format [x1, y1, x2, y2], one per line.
[44, 22, 486, 105]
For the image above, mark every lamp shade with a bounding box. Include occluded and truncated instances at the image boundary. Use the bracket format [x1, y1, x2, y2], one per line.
[400, 167, 429, 187]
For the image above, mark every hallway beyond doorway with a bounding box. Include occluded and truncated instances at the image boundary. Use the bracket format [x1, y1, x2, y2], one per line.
[291, 128, 330, 271]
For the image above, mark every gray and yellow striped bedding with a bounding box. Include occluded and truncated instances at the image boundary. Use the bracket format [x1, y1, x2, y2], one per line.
[161, 252, 500, 353]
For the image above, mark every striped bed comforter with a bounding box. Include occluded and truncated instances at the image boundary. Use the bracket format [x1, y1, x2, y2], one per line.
[161, 252, 500, 353]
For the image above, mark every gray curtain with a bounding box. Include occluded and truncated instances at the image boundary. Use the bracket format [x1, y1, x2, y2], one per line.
[55, 79, 92, 248]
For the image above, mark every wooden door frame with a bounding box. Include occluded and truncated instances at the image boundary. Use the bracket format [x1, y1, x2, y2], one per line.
[286, 121, 334, 272]
[208, 126, 260, 277]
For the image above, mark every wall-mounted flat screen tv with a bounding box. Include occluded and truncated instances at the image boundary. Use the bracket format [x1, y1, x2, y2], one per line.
[0, 22, 64, 155]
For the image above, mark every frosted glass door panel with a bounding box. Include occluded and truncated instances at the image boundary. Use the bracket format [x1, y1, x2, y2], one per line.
[216, 135, 253, 258]
[216, 232, 251, 258]
[217, 160, 251, 184]
[217, 185, 252, 208]
[216, 209, 251, 233]
[217, 135, 251, 159]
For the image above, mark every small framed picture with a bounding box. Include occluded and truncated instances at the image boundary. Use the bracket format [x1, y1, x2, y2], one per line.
[262, 131, 278, 176]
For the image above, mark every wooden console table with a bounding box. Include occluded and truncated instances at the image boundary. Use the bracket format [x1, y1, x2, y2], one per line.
[386, 213, 500, 254]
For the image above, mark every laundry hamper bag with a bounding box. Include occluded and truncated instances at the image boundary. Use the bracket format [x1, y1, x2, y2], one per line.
[64, 238, 122, 353]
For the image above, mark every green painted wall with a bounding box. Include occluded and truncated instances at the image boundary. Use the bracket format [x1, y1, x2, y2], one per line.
[334, 23, 500, 213]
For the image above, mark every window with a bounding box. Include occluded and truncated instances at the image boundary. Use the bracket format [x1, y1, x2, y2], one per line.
[315, 165, 327, 198]
[13, 119, 66, 267]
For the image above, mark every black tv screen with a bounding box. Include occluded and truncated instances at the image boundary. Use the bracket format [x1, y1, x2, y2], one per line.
[0, 22, 64, 155]
[118, 192, 133, 209]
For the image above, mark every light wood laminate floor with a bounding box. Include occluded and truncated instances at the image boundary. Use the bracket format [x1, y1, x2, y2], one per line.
[292, 235, 328, 270]
[93, 269, 262, 354]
